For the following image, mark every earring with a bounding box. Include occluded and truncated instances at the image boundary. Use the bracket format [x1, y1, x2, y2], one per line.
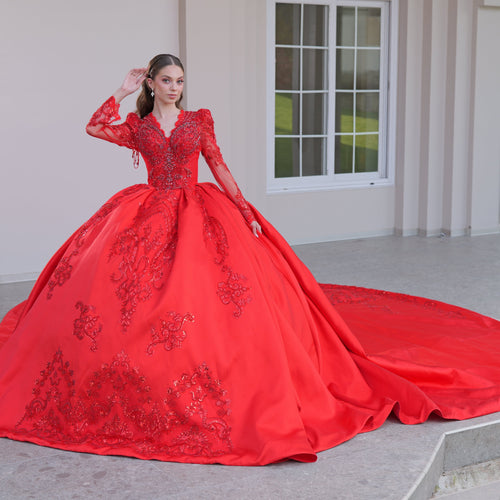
[151, 90, 155, 98]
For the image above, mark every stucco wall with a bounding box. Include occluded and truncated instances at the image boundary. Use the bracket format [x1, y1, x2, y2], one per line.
[469, 3, 500, 235]
[0, 0, 179, 281]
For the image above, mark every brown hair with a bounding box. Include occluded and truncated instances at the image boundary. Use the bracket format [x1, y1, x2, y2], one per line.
[136, 54, 185, 118]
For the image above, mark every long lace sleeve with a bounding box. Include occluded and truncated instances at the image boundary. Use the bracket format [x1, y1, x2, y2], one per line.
[86, 97, 137, 151]
[200, 109, 256, 225]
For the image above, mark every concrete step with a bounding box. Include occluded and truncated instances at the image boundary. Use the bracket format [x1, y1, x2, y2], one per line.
[405, 419, 500, 499]
[432, 458, 500, 498]
[434, 479, 500, 499]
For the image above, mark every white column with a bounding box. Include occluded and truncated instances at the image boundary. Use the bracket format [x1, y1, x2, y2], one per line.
[417, 0, 448, 236]
[395, 0, 423, 236]
[442, 0, 474, 236]
[468, 2, 500, 235]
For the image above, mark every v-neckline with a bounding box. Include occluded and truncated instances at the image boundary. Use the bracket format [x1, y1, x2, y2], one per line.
[148, 110, 185, 140]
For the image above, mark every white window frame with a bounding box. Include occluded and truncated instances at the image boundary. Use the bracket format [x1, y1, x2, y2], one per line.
[267, 0, 398, 193]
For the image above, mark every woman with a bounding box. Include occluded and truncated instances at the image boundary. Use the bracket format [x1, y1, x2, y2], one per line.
[0, 54, 499, 466]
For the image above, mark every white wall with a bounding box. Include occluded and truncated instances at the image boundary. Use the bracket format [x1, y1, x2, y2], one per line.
[181, 0, 395, 245]
[469, 3, 500, 235]
[395, 0, 500, 237]
[0, 0, 179, 281]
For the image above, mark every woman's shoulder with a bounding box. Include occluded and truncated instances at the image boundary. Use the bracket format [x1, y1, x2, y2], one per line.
[125, 111, 142, 124]
[191, 108, 214, 126]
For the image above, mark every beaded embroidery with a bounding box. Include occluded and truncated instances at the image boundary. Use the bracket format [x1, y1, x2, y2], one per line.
[83, 100, 255, 321]
[217, 266, 252, 318]
[108, 190, 179, 332]
[16, 350, 233, 458]
[47, 185, 143, 299]
[320, 284, 467, 319]
[73, 301, 102, 352]
[147, 312, 195, 355]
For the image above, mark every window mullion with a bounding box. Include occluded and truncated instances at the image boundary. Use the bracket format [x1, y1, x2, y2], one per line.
[328, 2, 335, 178]
[352, 5, 358, 175]
[299, 3, 304, 177]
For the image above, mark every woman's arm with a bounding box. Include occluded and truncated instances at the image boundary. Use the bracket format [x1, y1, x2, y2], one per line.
[200, 109, 262, 237]
[85, 68, 147, 148]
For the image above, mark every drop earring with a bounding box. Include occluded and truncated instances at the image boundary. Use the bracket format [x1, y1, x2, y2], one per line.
[151, 90, 155, 98]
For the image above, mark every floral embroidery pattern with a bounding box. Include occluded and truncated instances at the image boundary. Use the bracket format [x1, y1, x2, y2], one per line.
[194, 190, 252, 317]
[108, 191, 178, 332]
[217, 266, 252, 318]
[73, 301, 102, 352]
[16, 351, 233, 459]
[47, 258, 73, 297]
[47, 186, 141, 299]
[165, 363, 232, 456]
[135, 113, 198, 191]
[203, 214, 229, 265]
[54, 101, 255, 324]
[147, 312, 195, 355]
[320, 284, 467, 319]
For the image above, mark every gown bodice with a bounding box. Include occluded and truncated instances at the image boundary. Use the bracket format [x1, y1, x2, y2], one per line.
[86, 97, 256, 224]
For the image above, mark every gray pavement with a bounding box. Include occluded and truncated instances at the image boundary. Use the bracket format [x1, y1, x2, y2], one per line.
[1, 234, 499, 499]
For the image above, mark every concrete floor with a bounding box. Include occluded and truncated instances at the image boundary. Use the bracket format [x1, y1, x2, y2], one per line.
[0, 234, 499, 499]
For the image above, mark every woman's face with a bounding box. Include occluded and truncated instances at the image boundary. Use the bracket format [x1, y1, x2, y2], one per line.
[149, 64, 184, 105]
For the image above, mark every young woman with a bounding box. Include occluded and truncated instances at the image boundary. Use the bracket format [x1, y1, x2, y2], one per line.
[0, 54, 499, 466]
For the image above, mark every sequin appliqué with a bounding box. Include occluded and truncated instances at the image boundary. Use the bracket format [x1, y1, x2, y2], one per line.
[108, 191, 179, 332]
[217, 265, 252, 318]
[16, 350, 233, 459]
[73, 301, 102, 352]
[46, 186, 142, 299]
[320, 284, 467, 319]
[194, 189, 252, 317]
[147, 312, 195, 355]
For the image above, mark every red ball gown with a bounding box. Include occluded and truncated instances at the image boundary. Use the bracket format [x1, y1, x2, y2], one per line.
[0, 97, 499, 465]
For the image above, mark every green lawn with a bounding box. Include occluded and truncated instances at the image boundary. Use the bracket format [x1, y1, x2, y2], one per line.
[275, 93, 379, 176]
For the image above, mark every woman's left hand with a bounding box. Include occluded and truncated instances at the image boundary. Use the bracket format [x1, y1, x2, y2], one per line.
[250, 221, 262, 238]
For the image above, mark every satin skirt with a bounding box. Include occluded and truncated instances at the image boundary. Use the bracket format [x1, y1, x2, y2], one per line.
[1, 183, 499, 465]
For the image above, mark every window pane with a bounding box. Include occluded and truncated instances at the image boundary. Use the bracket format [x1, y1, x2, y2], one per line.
[276, 47, 300, 90]
[275, 93, 300, 135]
[356, 49, 380, 90]
[303, 5, 328, 47]
[303, 138, 326, 176]
[355, 92, 379, 133]
[335, 93, 353, 133]
[357, 8, 381, 47]
[335, 135, 353, 173]
[303, 49, 327, 90]
[336, 6, 355, 46]
[303, 93, 326, 135]
[336, 49, 354, 89]
[275, 137, 300, 177]
[355, 134, 379, 172]
[276, 3, 301, 45]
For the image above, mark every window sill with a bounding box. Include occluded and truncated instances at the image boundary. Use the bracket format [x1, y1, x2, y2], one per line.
[266, 177, 394, 194]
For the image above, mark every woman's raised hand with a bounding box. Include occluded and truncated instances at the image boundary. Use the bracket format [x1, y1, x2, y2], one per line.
[113, 68, 148, 103]
[122, 68, 148, 93]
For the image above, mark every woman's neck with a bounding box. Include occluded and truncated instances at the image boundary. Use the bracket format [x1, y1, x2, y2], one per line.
[152, 102, 179, 120]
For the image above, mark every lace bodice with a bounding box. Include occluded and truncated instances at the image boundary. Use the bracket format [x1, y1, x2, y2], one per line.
[86, 97, 256, 224]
